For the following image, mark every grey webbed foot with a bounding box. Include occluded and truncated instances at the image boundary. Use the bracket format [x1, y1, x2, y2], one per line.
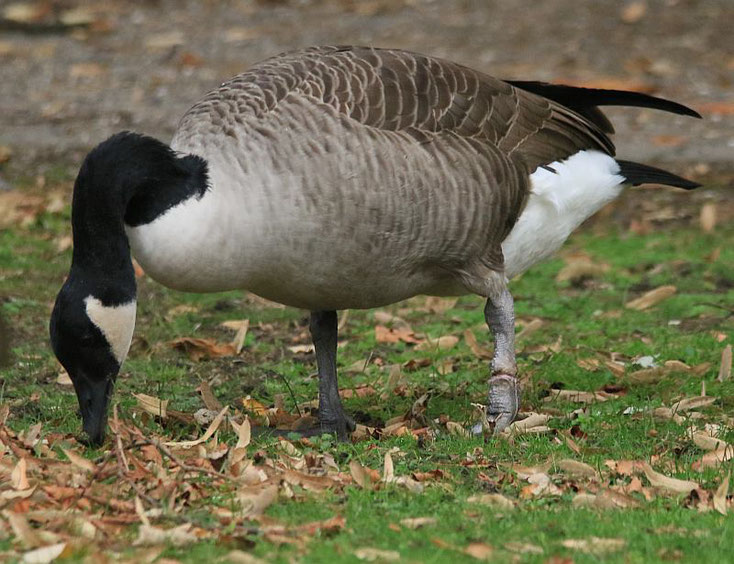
[487, 374, 520, 433]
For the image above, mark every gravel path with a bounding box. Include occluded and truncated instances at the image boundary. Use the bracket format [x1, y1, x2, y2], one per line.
[1, 0, 732, 175]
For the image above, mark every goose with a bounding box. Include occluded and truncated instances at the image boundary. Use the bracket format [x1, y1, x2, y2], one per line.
[49, 45, 701, 445]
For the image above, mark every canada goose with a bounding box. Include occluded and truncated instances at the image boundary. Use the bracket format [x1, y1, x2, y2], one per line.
[49, 46, 700, 445]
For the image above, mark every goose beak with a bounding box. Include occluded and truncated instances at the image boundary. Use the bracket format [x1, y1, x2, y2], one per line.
[74, 376, 114, 446]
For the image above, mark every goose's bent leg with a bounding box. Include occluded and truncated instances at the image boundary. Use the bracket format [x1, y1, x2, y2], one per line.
[484, 288, 520, 433]
[310, 311, 355, 440]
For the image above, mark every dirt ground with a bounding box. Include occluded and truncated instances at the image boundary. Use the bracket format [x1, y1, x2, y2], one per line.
[0, 0, 732, 181]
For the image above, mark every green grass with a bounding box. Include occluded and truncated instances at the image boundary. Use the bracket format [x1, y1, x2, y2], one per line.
[1, 176, 733, 563]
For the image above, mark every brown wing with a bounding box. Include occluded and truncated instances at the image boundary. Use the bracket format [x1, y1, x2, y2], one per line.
[177, 46, 614, 272]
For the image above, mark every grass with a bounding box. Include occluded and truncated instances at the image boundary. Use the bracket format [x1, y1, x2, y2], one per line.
[0, 171, 733, 563]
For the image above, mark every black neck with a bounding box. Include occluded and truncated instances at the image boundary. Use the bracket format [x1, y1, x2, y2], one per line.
[69, 131, 208, 304]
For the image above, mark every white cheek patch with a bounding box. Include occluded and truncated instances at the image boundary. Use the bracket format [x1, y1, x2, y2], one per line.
[84, 296, 137, 365]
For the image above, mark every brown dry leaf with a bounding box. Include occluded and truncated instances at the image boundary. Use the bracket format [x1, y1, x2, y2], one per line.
[446, 421, 470, 437]
[463, 329, 492, 359]
[197, 381, 223, 411]
[556, 258, 608, 283]
[242, 397, 268, 417]
[718, 345, 732, 382]
[164, 406, 228, 448]
[516, 318, 543, 341]
[375, 325, 421, 345]
[354, 548, 400, 561]
[56, 369, 72, 386]
[714, 474, 729, 515]
[415, 335, 459, 351]
[134, 524, 198, 547]
[508, 413, 551, 434]
[652, 134, 688, 147]
[169, 337, 238, 361]
[557, 459, 598, 479]
[400, 517, 437, 529]
[382, 452, 395, 483]
[641, 463, 699, 493]
[466, 493, 515, 511]
[504, 542, 543, 555]
[692, 446, 734, 471]
[287, 344, 315, 354]
[223, 551, 268, 564]
[4, 511, 41, 549]
[0, 192, 46, 229]
[11, 457, 30, 490]
[20, 542, 69, 564]
[577, 358, 601, 371]
[543, 389, 617, 404]
[670, 396, 716, 413]
[562, 537, 626, 554]
[220, 319, 249, 354]
[231, 417, 251, 450]
[134, 393, 169, 419]
[691, 430, 729, 452]
[700, 203, 717, 233]
[237, 484, 278, 517]
[625, 285, 676, 310]
[61, 448, 95, 473]
[350, 460, 372, 489]
[464, 542, 494, 560]
[423, 296, 459, 313]
[145, 31, 185, 49]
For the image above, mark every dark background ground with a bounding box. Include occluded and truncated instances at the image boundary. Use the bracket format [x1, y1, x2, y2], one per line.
[0, 0, 732, 183]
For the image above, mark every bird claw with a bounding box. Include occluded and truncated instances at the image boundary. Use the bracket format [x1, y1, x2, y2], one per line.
[485, 374, 520, 434]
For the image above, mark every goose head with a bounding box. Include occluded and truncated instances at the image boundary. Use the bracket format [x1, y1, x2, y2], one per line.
[50, 275, 136, 445]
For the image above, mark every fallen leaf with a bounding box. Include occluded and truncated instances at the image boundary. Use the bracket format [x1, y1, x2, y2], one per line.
[349, 460, 371, 489]
[464, 329, 492, 359]
[56, 370, 72, 386]
[669, 396, 716, 413]
[383, 452, 395, 483]
[556, 258, 608, 283]
[516, 318, 543, 341]
[11, 457, 30, 490]
[625, 285, 676, 310]
[415, 335, 459, 351]
[714, 474, 729, 515]
[5, 512, 41, 549]
[700, 203, 717, 233]
[718, 345, 732, 382]
[562, 537, 626, 554]
[557, 459, 598, 479]
[164, 406, 228, 448]
[464, 542, 493, 560]
[508, 413, 551, 434]
[400, 517, 437, 529]
[145, 31, 185, 49]
[543, 389, 617, 404]
[237, 484, 278, 517]
[354, 548, 400, 561]
[61, 448, 95, 473]
[169, 337, 238, 361]
[446, 421, 470, 437]
[220, 319, 249, 354]
[231, 417, 251, 449]
[134, 393, 168, 419]
[691, 430, 729, 451]
[375, 325, 421, 345]
[21, 543, 68, 564]
[642, 463, 699, 493]
[223, 550, 268, 564]
[133, 524, 198, 547]
[692, 446, 734, 471]
[287, 344, 314, 354]
[504, 542, 543, 555]
[466, 493, 515, 510]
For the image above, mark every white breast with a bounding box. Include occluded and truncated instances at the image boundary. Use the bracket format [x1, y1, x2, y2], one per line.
[502, 150, 625, 279]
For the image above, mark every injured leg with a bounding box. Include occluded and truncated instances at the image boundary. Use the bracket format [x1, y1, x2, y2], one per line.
[481, 287, 521, 434]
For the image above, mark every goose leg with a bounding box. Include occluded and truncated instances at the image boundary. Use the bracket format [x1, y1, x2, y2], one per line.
[482, 288, 520, 434]
[309, 310, 355, 440]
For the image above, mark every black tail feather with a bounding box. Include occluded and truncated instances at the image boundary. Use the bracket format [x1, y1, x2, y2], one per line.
[617, 160, 701, 190]
[507, 81, 701, 133]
